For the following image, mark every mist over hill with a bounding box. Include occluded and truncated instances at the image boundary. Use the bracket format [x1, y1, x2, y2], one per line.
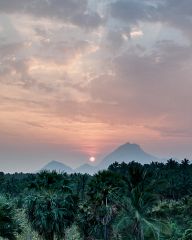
[41, 143, 159, 174]
[41, 160, 74, 174]
[98, 142, 159, 170]
[75, 164, 96, 175]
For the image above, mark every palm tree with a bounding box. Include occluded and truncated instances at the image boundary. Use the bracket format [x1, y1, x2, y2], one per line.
[113, 165, 168, 240]
[181, 158, 190, 168]
[76, 201, 99, 240]
[166, 158, 179, 169]
[77, 170, 124, 240]
[75, 173, 90, 201]
[29, 170, 68, 191]
[25, 190, 77, 240]
[113, 186, 162, 240]
[0, 195, 21, 240]
[182, 229, 192, 240]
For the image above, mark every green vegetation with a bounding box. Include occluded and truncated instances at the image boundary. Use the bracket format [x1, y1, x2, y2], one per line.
[0, 159, 192, 239]
[0, 195, 21, 240]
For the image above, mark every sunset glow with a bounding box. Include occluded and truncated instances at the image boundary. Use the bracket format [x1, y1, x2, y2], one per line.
[89, 157, 96, 162]
[0, 0, 192, 173]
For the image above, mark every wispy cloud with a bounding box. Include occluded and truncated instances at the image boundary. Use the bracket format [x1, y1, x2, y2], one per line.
[1, 0, 192, 171]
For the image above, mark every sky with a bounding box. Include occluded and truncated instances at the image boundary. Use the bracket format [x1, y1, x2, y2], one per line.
[0, 0, 192, 172]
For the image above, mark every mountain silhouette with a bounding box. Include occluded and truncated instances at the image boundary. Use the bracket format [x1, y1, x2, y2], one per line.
[98, 142, 159, 169]
[75, 163, 96, 174]
[41, 160, 73, 174]
[40, 143, 159, 174]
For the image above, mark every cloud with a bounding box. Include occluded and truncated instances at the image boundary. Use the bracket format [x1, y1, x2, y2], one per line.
[0, 0, 103, 29]
[0, 42, 24, 58]
[146, 125, 192, 138]
[0, 37, 94, 95]
[158, 0, 192, 40]
[109, 0, 192, 41]
[1, 0, 192, 171]
[86, 40, 192, 130]
[110, 0, 156, 24]
[72, 12, 104, 29]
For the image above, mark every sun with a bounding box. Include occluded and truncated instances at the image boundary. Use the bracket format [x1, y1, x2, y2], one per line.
[89, 156, 96, 162]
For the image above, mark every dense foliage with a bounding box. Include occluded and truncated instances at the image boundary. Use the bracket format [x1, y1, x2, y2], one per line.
[0, 159, 192, 239]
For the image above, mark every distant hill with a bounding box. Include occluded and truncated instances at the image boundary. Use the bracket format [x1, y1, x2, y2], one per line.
[98, 142, 159, 170]
[40, 143, 159, 174]
[41, 160, 73, 174]
[75, 163, 96, 175]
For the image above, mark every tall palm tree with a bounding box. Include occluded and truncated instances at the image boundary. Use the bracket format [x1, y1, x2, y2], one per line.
[181, 158, 190, 168]
[77, 170, 124, 240]
[0, 195, 21, 240]
[29, 170, 68, 191]
[182, 229, 192, 240]
[25, 190, 77, 240]
[75, 173, 90, 201]
[113, 186, 161, 240]
[166, 158, 179, 169]
[113, 165, 169, 240]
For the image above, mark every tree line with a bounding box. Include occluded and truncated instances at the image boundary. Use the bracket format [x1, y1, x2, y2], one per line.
[0, 159, 192, 240]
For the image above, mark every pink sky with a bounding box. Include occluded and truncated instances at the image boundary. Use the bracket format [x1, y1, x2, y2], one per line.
[0, 0, 192, 172]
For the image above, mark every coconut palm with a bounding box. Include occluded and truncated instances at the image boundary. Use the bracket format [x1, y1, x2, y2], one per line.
[0, 195, 21, 240]
[75, 173, 90, 201]
[76, 170, 124, 240]
[166, 159, 179, 169]
[89, 171, 125, 239]
[25, 189, 77, 240]
[182, 229, 192, 240]
[113, 165, 169, 240]
[181, 158, 190, 168]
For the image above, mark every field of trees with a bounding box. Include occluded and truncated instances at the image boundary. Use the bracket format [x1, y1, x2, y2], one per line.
[0, 159, 192, 240]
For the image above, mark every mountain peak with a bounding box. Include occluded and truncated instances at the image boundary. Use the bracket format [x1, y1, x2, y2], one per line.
[48, 160, 62, 165]
[119, 142, 141, 150]
[98, 142, 158, 169]
[41, 160, 73, 173]
[40, 142, 159, 174]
